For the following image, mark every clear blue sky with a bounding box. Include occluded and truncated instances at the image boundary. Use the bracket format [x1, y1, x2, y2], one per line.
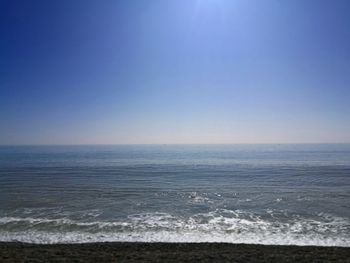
[1, 0, 350, 144]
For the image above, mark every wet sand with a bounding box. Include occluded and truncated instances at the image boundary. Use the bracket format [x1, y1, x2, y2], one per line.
[0, 242, 349, 262]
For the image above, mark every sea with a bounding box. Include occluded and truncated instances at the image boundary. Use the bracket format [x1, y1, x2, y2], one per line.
[0, 144, 349, 246]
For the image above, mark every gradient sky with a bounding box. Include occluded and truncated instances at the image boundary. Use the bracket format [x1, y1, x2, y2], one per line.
[1, 0, 350, 144]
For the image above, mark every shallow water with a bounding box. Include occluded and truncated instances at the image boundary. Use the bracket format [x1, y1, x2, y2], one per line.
[0, 144, 349, 246]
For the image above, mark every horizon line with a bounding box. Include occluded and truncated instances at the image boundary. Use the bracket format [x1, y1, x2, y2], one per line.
[1, 142, 350, 146]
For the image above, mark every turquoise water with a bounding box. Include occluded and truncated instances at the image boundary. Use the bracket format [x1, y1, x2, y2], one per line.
[0, 144, 349, 246]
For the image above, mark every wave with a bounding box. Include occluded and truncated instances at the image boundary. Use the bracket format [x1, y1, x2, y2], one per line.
[0, 210, 349, 246]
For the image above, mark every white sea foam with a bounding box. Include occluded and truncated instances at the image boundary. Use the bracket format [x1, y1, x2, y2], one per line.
[0, 229, 349, 247]
[0, 210, 349, 246]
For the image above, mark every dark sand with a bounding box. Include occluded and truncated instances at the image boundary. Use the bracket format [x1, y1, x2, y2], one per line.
[0, 242, 349, 262]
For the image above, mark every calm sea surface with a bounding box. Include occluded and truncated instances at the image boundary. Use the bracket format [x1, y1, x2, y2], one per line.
[0, 144, 349, 246]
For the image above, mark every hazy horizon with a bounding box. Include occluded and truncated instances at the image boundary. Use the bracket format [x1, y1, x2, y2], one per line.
[1, 142, 350, 147]
[1, 0, 350, 145]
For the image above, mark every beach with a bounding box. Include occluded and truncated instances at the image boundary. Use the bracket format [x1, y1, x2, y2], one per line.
[2, 0, 350, 261]
[0, 146, 349, 261]
[0, 242, 349, 262]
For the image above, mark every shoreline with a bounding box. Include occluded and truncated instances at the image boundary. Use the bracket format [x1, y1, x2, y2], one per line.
[1, 242, 349, 262]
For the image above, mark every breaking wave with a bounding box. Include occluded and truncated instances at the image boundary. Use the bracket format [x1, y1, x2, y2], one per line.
[0, 210, 349, 246]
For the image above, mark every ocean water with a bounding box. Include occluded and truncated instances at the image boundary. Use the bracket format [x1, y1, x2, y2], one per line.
[0, 144, 349, 246]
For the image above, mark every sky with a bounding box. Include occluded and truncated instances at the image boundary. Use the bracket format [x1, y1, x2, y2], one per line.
[1, 0, 350, 144]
